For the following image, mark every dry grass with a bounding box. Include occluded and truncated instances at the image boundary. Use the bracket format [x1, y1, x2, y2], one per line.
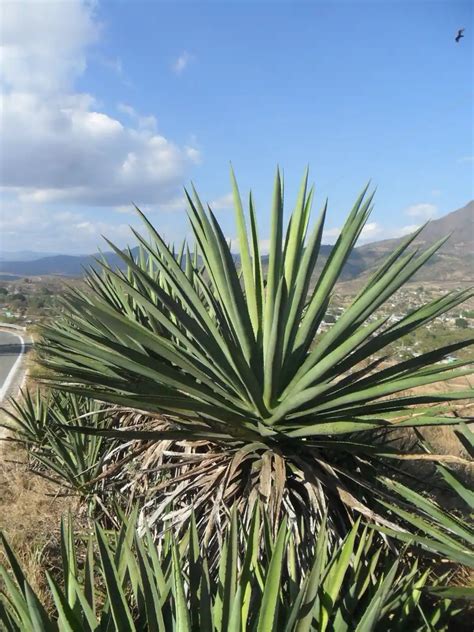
[25, 341, 57, 385]
[382, 373, 473, 520]
[0, 441, 78, 603]
[405, 375, 473, 459]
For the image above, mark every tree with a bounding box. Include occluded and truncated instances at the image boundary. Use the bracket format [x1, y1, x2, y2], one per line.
[29, 297, 46, 310]
[10, 293, 26, 302]
[455, 317, 469, 329]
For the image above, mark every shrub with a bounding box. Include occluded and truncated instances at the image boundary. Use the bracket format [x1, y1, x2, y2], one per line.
[36, 168, 473, 546]
[0, 508, 463, 631]
[1, 390, 120, 504]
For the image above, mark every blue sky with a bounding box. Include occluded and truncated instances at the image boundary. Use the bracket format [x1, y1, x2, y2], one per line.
[0, 0, 472, 254]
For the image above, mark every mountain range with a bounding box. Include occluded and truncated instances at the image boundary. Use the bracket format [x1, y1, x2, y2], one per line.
[0, 250, 62, 262]
[356, 200, 473, 282]
[0, 201, 472, 282]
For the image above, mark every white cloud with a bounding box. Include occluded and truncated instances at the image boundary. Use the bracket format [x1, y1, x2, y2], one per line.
[322, 221, 422, 246]
[398, 224, 420, 236]
[360, 222, 383, 240]
[114, 204, 135, 214]
[117, 103, 157, 132]
[75, 221, 95, 233]
[0, 91, 196, 205]
[258, 239, 271, 254]
[324, 224, 383, 245]
[210, 193, 234, 211]
[404, 203, 437, 219]
[0, 0, 99, 94]
[458, 156, 474, 163]
[185, 146, 201, 164]
[0, 90, 199, 206]
[172, 51, 193, 74]
[359, 223, 424, 244]
[322, 227, 341, 243]
[0, 0, 200, 217]
[0, 199, 137, 253]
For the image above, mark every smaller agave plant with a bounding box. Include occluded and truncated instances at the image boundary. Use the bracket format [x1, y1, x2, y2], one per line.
[37, 168, 473, 549]
[0, 508, 463, 631]
[0, 389, 120, 500]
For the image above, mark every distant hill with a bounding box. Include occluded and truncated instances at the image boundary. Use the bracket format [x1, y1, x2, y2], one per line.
[0, 201, 472, 282]
[0, 250, 61, 262]
[261, 245, 367, 281]
[356, 200, 474, 282]
[0, 241, 366, 280]
[0, 250, 133, 277]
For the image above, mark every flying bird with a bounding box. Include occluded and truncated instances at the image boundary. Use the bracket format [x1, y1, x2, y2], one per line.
[455, 28, 464, 43]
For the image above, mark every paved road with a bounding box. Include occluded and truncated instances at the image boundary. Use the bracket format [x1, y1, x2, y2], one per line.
[0, 331, 24, 400]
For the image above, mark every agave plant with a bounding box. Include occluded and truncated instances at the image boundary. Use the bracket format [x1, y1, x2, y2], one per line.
[36, 168, 473, 546]
[0, 508, 463, 631]
[0, 389, 121, 503]
[374, 422, 474, 584]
